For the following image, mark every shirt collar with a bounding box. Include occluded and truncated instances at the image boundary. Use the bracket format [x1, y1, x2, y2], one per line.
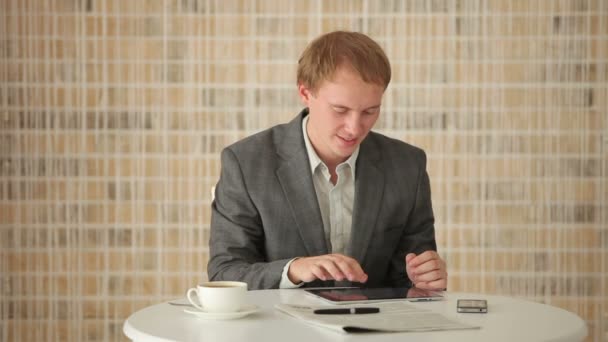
[302, 115, 359, 176]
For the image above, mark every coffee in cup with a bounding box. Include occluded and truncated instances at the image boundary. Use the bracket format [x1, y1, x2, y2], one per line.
[186, 281, 247, 313]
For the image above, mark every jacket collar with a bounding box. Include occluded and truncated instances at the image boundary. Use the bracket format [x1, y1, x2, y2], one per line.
[275, 109, 329, 255]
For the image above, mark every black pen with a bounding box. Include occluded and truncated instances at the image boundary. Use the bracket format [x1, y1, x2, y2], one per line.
[313, 307, 380, 315]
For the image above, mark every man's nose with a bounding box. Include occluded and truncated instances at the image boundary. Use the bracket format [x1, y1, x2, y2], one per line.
[344, 114, 363, 136]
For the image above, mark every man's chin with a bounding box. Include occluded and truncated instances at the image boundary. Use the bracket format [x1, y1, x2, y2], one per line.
[334, 147, 357, 159]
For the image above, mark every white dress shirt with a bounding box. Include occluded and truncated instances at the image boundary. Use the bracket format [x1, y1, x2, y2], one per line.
[279, 115, 359, 288]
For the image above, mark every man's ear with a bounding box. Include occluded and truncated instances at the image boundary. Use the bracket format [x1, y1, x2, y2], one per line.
[297, 84, 312, 105]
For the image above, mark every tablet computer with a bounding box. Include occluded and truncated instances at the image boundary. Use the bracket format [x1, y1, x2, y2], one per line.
[305, 287, 444, 305]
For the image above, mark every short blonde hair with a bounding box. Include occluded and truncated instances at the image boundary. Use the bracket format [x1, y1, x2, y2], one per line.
[297, 31, 391, 93]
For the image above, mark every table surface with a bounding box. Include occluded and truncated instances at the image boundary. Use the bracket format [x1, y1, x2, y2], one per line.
[124, 289, 588, 342]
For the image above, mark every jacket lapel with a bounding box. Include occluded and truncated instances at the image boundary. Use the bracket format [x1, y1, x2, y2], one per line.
[349, 136, 384, 264]
[275, 110, 329, 256]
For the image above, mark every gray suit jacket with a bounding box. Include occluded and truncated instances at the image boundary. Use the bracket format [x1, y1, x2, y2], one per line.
[208, 109, 437, 290]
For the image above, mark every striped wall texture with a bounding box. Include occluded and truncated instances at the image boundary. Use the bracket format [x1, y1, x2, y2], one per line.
[1, 0, 607, 341]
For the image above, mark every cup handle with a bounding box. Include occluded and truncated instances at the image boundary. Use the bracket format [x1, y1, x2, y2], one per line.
[186, 288, 205, 311]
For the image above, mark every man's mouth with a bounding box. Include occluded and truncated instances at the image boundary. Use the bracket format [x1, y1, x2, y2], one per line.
[338, 136, 357, 146]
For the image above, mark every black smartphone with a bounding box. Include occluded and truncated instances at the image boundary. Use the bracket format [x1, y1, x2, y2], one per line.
[457, 299, 488, 313]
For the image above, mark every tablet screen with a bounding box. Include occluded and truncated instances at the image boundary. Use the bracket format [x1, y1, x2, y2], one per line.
[305, 287, 444, 304]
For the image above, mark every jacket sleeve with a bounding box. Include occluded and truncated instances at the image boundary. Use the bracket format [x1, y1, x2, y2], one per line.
[386, 150, 437, 287]
[207, 147, 291, 290]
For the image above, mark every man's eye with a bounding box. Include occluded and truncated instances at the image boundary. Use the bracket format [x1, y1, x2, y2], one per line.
[333, 107, 347, 113]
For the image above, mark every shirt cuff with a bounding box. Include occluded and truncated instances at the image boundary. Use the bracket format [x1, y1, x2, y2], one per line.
[279, 258, 304, 289]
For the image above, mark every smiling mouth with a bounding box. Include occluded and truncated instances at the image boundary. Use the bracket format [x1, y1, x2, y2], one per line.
[338, 136, 357, 144]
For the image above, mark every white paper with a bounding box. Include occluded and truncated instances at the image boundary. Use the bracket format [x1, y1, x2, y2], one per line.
[275, 301, 480, 334]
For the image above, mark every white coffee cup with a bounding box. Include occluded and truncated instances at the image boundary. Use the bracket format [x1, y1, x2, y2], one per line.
[186, 281, 247, 313]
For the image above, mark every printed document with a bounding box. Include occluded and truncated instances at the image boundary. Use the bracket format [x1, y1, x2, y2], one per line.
[275, 301, 479, 334]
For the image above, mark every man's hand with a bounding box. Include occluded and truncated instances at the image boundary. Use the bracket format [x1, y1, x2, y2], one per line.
[405, 251, 447, 290]
[287, 254, 368, 284]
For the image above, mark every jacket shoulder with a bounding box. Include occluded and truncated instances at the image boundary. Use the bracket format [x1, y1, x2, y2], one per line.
[367, 131, 427, 162]
[221, 121, 295, 165]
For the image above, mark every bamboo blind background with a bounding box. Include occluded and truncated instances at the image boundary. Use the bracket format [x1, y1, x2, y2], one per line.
[1, 0, 606, 341]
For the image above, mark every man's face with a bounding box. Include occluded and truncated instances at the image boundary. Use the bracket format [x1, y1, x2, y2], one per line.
[298, 66, 385, 168]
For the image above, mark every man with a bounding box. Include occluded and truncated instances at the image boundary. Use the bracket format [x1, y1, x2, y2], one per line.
[208, 31, 447, 291]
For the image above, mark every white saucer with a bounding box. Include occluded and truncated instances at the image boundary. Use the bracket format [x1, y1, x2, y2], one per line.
[184, 305, 260, 320]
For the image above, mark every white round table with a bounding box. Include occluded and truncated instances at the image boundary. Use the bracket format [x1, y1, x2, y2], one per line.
[124, 289, 587, 342]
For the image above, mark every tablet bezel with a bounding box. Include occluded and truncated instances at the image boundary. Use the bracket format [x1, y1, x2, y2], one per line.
[304, 287, 445, 305]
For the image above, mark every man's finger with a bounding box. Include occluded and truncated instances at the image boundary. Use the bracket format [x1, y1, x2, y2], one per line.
[408, 250, 438, 267]
[319, 254, 366, 282]
[412, 259, 441, 275]
[317, 260, 346, 281]
[411, 279, 446, 291]
[414, 269, 444, 283]
[405, 253, 416, 265]
[289, 254, 369, 284]
[311, 263, 330, 281]
[333, 257, 367, 282]
[425, 278, 448, 290]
